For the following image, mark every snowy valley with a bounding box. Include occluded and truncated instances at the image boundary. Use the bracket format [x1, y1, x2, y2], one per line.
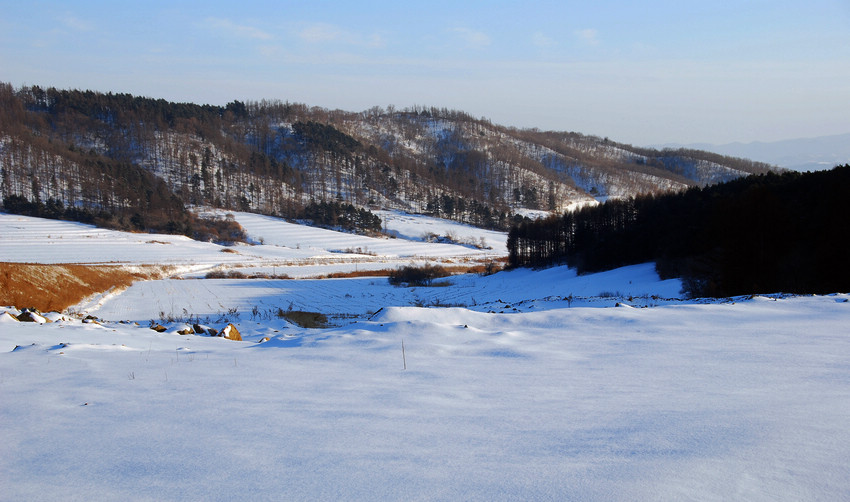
[1, 210, 849, 501]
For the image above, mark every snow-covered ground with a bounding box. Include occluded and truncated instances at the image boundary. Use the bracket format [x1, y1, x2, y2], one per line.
[2, 211, 850, 501]
[81, 262, 682, 326]
[0, 211, 503, 277]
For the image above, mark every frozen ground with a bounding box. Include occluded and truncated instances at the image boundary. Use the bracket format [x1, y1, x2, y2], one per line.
[2, 296, 849, 501]
[0, 210, 503, 277]
[81, 261, 682, 325]
[2, 211, 849, 501]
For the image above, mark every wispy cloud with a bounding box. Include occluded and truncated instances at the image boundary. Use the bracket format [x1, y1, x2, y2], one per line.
[451, 27, 491, 49]
[60, 14, 94, 32]
[297, 22, 384, 48]
[298, 23, 343, 43]
[532, 31, 555, 48]
[205, 17, 274, 41]
[575, 28, 599, 46]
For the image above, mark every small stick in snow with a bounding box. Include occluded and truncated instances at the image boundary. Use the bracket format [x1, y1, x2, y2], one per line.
[402, 338, 407, 370]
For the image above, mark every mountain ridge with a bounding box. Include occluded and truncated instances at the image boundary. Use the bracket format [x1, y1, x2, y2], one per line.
[0, 83, 774, 234]
[656, 133, 850, 172]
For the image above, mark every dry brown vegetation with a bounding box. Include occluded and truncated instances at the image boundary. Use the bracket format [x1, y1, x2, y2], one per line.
[323, 269, 395, 279]
[321, 261, 504, 280]
[204, 269, 292, 279]
[0, 263, 169, 312]
[278, 310, 329, 329]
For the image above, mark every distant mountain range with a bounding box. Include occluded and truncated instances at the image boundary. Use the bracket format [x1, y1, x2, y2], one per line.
[657, 133, 850, 172]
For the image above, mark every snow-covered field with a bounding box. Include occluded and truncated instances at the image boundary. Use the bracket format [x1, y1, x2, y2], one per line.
[0, 210, 506, 280]
[2, 211, 849, 501]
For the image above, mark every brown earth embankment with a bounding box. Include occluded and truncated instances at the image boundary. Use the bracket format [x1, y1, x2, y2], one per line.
[0, 263, 168, 312]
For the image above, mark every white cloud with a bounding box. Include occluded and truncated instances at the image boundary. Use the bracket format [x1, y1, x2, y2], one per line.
[451, 27, 491, 48]
[60, 14, 94, 32]
[364, 33, 385, 48]
[298, 23, 344, 43]
[532, 31, 555, 48]
[205, 18, 274, 41]
[575, 28, 599, 46]
[297, 23, 384, 48]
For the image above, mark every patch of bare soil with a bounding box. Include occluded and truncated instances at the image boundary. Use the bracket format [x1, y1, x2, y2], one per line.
[0, 263, 171, 312]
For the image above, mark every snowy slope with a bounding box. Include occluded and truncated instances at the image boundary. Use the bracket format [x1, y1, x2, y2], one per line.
[0, 211, 503, 272]
[0, 213, 246, 267]
[85, 262, 683, 325]
[377, 210, 508, 254]
[2, 295, 849, 501]
[2, 211, 850, 501]
[222, 210, 505, 259]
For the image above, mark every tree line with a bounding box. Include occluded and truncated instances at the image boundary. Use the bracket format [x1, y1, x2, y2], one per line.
[507, 166, 850, 297]
[300, 200, 382, 234]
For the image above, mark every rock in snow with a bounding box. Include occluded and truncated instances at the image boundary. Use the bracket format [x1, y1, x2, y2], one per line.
[15, 309, 49, 323]
[220, 323, 242, 341]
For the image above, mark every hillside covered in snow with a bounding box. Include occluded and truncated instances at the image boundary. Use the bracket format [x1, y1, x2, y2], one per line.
[0, 84, 774, 235]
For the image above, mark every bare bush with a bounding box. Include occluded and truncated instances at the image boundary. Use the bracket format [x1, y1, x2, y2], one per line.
[388, 264, 450, 287]
[278, 310, 329, 328]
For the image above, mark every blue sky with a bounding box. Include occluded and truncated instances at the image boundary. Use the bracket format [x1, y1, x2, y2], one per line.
[2, 0, 848, 145]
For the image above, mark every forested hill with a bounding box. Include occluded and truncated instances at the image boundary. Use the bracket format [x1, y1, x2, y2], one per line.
[0, 83, 774, 233]
[508, 166, 850, 297]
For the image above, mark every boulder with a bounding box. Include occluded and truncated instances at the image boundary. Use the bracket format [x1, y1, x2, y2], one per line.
[220, 323, 242, 341]
[193, 323, 218, 336]
[16, 310, 49, 323]
[150, 324, 168, 332]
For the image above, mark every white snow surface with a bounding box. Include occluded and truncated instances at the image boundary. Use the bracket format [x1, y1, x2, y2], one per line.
[216, 209, 505, 261]
[0, 210, 504, 278]
[2, 211, 850, 501]
[0, 213, 244, 267]
[0, 210, 503, 264]
[85, 262, 682, 324]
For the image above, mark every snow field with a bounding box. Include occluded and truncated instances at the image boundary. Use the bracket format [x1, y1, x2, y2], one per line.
[208, 210, 505, 261]
[84, 262, 683, 327]
[2, 210, 850, 500]
[1, 296, 849, 501]
[0, 211, 503, 276]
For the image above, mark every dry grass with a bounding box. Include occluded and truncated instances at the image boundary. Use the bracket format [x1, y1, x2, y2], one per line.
[205, 269, 292, 279]
[322, 262, 504, 280]
[278, 310, 329, 328]
[0, 263, 169, 313]
[323, 269, 396, 279]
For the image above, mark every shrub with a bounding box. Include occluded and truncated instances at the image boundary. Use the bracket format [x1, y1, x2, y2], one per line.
[278, 310, 329, 328]
[190, 214, 248, 244]
[204, 269, 246, 279]
[388, 264, 450, 286]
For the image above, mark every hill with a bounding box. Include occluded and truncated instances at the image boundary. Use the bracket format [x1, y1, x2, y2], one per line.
[0, 83, 773, 234]
[508, 166, 850, 297]
[662, 133, 850, 172]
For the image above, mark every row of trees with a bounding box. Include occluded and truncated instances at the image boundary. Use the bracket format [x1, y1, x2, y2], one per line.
[299, 200, 382, 233]
[508, 166, 850, 297]
[2, 193, 247, 244]
[2, 194, 106, 224]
